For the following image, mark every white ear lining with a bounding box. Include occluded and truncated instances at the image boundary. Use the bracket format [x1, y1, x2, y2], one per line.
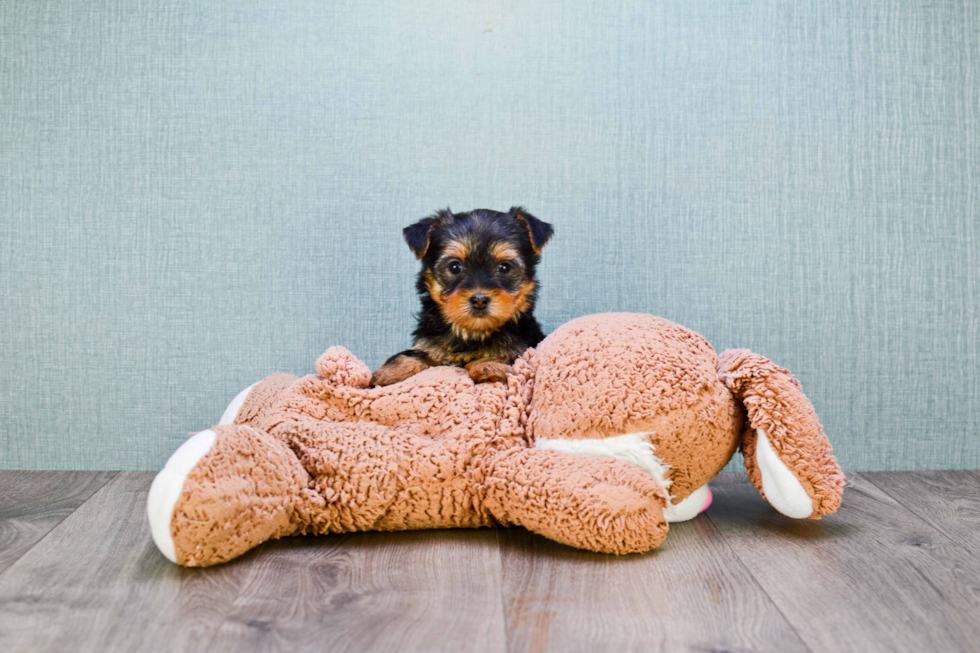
[755, 428, 814, 518]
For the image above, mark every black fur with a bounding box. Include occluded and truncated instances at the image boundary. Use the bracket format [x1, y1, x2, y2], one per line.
[371, 207, 553, 385]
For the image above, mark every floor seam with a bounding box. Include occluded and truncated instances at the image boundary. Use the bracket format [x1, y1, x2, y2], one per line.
[493, 528, 512, 653]
[0, 470, 120, 583]
[703, 509, 815, 653]
[859, 471, 980, 565]
[198, 541, 271, 653]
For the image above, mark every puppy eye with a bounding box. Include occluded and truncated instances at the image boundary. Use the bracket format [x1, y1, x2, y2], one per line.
[447, 261, 463, 275]
[496, 262, 512, 274]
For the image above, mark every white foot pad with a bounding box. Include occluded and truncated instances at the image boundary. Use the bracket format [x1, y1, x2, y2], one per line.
[755, 428, 814, 518]
[664, 484, 713, 523]
[219, 382, 258, 426]
[146, 429, 217, 563]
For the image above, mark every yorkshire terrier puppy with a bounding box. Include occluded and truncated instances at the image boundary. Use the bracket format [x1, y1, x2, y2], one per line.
[371, 207, 553, 386]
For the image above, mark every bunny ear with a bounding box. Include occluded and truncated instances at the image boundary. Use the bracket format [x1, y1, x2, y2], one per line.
[403, 208, 453, 259]
[316, 346, 372, 388]
[718, 349, 844, 519]
[510, 206, 554, 254]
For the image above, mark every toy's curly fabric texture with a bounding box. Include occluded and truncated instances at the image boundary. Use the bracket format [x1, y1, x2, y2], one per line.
[171, 424, 313, 566]
[484, 448, 670, 553]
[528, 314, 743, 501]
[158, 313, 844, 566]
[243, 365, 510, 533]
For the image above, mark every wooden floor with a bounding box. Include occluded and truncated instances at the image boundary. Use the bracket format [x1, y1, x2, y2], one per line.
[0, 472, 978, 652]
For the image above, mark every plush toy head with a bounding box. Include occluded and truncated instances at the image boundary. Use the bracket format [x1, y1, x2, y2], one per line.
[530, 315, 742, 492]
[526, 314, 843, 518]
[148, 313, 843, 567]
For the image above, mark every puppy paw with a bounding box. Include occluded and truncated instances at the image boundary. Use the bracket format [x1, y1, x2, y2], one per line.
[466, 359, 512, 384]
[370, 353, 430, 387]
[370, 368, 407, 387]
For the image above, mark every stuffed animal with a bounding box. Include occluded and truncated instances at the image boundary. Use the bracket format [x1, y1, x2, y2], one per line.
[147, 313, 843, 566]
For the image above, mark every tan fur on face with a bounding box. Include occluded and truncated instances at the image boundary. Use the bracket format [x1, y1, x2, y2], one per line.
[424, 238, 536, 340]
[441, 287, 520, 337]
[439, 239, 470, 263]
[427, 276, 537, 339]
[424, 270, 445, 303]
[509, 280, 535, 319]
[424, 271, 515, 341]
[491, 242, 519, 262]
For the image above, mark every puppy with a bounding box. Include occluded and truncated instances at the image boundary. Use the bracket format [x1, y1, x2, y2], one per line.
[371, 206, 553, 386]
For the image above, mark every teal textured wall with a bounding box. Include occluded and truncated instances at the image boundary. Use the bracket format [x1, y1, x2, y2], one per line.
[1, 1, 978, 471]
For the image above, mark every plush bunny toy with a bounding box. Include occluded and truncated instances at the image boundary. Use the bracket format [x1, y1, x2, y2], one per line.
[147, 313, 843, 566]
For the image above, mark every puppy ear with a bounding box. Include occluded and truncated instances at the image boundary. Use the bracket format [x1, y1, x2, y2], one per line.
[510, 207, 554, 254]
[403, 209, 452, 259]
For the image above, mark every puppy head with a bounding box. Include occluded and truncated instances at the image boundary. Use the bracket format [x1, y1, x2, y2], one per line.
[404, 207, 553, 337]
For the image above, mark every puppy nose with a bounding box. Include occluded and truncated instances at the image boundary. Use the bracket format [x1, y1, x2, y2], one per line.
[469, 293, 490, 310]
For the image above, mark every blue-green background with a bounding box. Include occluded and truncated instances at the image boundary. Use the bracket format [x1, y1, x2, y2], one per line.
[2, 1, 978, 470]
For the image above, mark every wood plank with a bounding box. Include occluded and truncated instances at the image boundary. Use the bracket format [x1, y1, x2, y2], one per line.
[499, 514, 808, 652]
[0, 472, 255, 653]
[864, 471, 980, 562]
[206, 528, 508, 653]
[4, 469, 975, 653]
[706, 472, 980, 653]
[0, 470, 116, 575]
